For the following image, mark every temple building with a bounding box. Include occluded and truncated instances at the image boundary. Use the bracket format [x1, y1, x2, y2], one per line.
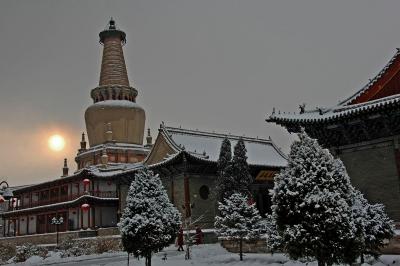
[267, 49, 400, 221]
[145, 125, 287, 225]
[0, 19, 286, 238]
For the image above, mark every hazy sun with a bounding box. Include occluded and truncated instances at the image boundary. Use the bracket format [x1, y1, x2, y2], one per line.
[48, 134, 66, 151]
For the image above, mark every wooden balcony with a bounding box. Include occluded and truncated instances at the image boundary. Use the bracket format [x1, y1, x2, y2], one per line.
[11, 191, 118, 211]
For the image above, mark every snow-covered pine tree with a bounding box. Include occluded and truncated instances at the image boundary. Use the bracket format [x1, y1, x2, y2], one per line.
[351, 190, 394, 262]
[231, 138, 252, 197]
[271, 130, 357, 266]
[216, 138, 233, 201]
[118, 168, 181, 266]
[215, 192, 263, 261]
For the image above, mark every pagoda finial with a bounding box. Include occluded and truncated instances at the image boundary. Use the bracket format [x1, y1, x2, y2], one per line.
[98, 18, 128, 86]
[146, 128, 153, 147]
[80, 132, 87, 151]
[109, 17, 116, 30]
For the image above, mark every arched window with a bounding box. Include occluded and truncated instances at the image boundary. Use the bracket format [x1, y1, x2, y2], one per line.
[199, 185, 210, 200]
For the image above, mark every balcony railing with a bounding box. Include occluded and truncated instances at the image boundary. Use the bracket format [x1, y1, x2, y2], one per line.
[8, 191, 118, 211]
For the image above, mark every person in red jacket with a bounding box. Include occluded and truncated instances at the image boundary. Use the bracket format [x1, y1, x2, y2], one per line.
[195, 225, 204, 245]
[177, 227, 184, 251]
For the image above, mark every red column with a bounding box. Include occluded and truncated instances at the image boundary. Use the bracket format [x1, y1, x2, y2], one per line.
[80, 208, 83, 229]
[17, 218, 20, 236]
[184, 175, 191, 218]
[26, 216, 29, 235]
[45, 215, 48, 233]
[66, 209, 69, 231]
[99, 207, 103, 227]
[92, 207, 95, 229]
[2, 218, 5, 237]
[87, 207, 91, 229]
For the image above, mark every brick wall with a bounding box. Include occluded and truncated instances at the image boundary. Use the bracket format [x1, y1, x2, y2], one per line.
[338, 138, 400, 220]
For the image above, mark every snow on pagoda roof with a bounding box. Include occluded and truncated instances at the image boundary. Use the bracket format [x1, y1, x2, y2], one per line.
[155, 124, 287, 168]
[268, 49, 400, 124]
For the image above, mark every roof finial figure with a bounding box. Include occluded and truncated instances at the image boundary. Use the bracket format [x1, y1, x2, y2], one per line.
[299, 103, 306, 114]
[62, 158, 69, 177]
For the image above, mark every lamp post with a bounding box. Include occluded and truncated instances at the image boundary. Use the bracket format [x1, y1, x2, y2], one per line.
[0, 181, 12, 237]
[51, 216, 64, 247]
[0, 181, 13, 201]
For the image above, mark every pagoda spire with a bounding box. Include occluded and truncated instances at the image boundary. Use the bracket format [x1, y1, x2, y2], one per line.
[99, 18, 130, 87]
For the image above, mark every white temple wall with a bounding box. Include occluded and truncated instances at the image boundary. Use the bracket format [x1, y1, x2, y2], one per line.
[82, 209, 89, 228]
[28, 216, 36, 234]
[19, 216, 27, 235]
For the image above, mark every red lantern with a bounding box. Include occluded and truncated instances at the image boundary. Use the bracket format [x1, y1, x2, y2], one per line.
[0, 196, 4, 203]
[81, 203, 90, 211]
[83, 179, 90, 186]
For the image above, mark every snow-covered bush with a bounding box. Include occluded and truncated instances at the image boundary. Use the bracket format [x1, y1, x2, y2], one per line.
[215, 193, 264, 261]
[118, 168, 181, 266]
[59, 236, 92, 258]
[13, 243, 47, 263]
[93, 237, 121, 254]
[351, 190, 394, 262]
[271, 130, 357, 266]
[0, 242, 16, 263]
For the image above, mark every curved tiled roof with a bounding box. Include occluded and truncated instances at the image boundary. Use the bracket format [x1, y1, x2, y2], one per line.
[268, 49, 400, 125]
[268, 93, 400, 124]
[150, 124, 287, 168]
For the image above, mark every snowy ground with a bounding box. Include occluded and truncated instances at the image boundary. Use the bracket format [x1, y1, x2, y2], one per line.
[5, 244, 400, 266]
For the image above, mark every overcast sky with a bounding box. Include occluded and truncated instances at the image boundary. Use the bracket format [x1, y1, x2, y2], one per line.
[1, 0, 400, 185]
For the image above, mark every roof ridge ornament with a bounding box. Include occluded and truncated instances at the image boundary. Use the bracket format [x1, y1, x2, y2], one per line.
[299, 103, 306, 114]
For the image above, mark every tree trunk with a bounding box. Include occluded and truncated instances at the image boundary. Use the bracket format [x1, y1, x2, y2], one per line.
[361, 253, 364, 264]
[317, 260, 325, 266]
[239, 237, 243, 261]
[127, 253, 129, 266]
[146, 253, 151, 266]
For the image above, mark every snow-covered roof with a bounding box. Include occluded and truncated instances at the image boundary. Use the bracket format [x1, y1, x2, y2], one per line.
[12, 162, 145, 195]
[77, 142, 150, 157]
[268, 93, 400, 124]
[268, 49, 400, 124]
[155, 124, 287, 168]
